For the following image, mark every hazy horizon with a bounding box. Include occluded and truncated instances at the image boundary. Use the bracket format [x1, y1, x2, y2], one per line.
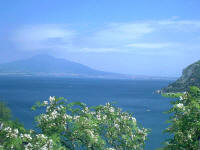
[0, 54, 180, 78]
[1, 0, 200, 77]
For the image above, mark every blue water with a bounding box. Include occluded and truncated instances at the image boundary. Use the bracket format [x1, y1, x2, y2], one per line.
[0, 77, 173, 150]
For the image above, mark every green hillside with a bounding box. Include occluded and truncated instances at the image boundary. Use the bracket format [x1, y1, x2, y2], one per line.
[162, 60, 200, 92]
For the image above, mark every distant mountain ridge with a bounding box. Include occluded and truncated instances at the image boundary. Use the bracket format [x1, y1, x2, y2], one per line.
[0, 55, 179, 80]
[162, 60, 200, 92]
[0, 55, 128, 79]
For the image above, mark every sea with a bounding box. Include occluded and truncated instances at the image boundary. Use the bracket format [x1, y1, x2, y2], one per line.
[0, 76, 174, 150]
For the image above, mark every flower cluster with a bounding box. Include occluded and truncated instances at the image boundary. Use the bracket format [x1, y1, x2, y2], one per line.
[36, 96, 69, 135]
[175, 103, 185, 111]
[0, 122, 53, 150]
[94, 103, 148, 150]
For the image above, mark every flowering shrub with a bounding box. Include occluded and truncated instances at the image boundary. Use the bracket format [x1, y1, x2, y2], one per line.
[0, 120, 54, 150]
[162, 86, 200, 150]
[0, 96, 149, 150]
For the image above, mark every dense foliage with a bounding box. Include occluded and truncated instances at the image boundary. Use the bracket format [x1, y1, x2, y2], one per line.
[0, 97, 148, 150]
[0, 102, 11, 121]
[162, 86, 200, 150]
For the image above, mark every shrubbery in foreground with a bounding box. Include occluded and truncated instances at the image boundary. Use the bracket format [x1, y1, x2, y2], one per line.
[0, 102, 11, 121]
[162, 86, 200, 150]
[0, 97, 148, 150]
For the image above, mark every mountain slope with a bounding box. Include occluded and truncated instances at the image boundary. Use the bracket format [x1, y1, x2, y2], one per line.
[162, 60, 200, 92]
[0, 55, 125, 78]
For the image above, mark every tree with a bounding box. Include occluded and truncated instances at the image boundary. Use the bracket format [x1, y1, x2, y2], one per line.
[0, 97, 149, 150]
[0, 101, 11, 121]
[162, 86, 200, 150]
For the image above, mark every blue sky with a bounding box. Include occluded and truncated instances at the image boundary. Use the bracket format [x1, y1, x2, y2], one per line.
[1, 0, 200, 77]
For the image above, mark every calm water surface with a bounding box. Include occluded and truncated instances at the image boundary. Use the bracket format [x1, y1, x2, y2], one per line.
[0, 77, 173, 150]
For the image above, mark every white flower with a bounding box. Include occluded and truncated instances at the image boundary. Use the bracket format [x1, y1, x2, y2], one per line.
[29, 129, 34, 134]
[132, 117, 136, 123]
[106, 102, 110, 107]
[96, 114, 101, 120]
[188, 134, 192, 139]
[43, 101, 48, 105]
[24, 134, 32, 140]
[51, 110, 58, 119]
[49, 96, 55, 103]
[4, 127, 12, 133]
[179, 96, 183, 101]
[36, 134, 47, 139]
[109, 107, 114, 113]
[114, 123, 119, 129]
[14, 129, 19, 134]
[85, 129, 98, 141]
[90, 111, 96, 115]
[102, 115, 107, 120]
[64, 114, 72, 119]
[74, 115, 80, 120]
[82, 107, 89, 113]
[176, 103, 184, 109]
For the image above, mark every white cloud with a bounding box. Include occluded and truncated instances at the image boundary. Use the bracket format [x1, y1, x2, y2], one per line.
[126, 43, 180, 49]
[10, 19, 200, 54]
[80, 47, 118, 53]
[158, 20, 200, 26]
[88, 23, 155, 46]
[12, 24, 75, 50]
[158, 20, 200, 32]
